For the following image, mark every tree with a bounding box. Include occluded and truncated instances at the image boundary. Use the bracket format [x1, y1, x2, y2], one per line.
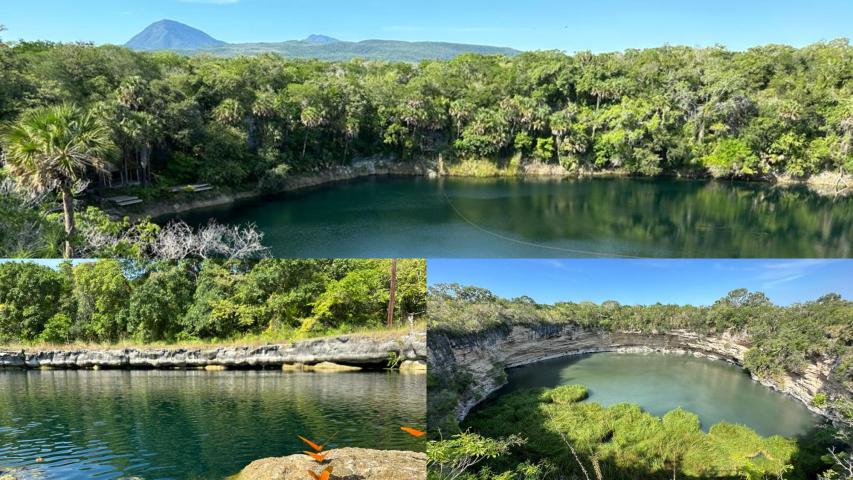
[427, 432, 525, 480]
[0, 261, 67, 341]
[3, 104, 115, 258]
[702, 137, 758, 177]
[71, 260, 131, 342]
[387, 258, 397, 328]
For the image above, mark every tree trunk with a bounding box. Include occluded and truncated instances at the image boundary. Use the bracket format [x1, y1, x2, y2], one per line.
[697, 112, 706, 145]
[61, 186, 75, 259]
[591, 94, 602, 141]
[140, 144, 151, 185]
[386, 259, 398, 328]
[301, 136, 308, 162]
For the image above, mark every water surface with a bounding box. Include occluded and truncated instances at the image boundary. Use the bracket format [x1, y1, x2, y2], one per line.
[0, 370, 425, 480]
[500, 352, 820, 438]
[175, 176, 852, 258]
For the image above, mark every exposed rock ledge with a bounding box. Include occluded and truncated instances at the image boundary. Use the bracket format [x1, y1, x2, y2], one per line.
[429, 324, 846, 424]
[232, 448, 426, 480]
[0, 332, 425, 370]
[137, 157, 436, 219]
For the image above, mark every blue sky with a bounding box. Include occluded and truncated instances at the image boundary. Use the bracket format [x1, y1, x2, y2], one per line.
[428, 259, 853, 306]
[1, 0, 851, 52]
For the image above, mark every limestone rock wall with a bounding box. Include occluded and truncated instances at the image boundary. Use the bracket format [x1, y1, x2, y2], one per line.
[429, 324, 844, 423]
[0, 332, 426, 370]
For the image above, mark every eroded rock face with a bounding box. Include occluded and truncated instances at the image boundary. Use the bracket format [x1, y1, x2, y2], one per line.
[0, 332, 426, 370]
[429, 324, 845, 423]
[234, 448, 426, 480]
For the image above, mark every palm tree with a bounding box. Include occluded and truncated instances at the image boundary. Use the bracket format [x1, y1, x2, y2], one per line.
[3, 104, 115, 258]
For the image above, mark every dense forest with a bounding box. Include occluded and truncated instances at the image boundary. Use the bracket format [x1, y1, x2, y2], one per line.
[428, 284, 853, 400]
[1, 35, 851, 256]
[0, 258, 425, 345]
[427, 286, 853, 479]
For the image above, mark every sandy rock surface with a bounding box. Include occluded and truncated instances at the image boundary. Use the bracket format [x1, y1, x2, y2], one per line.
[234, 447, 426, 480]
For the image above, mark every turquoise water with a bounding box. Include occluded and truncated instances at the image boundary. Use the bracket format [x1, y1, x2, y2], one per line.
[0, 370, 425, 480]
[176, 176, 852, 258]
[501, 352, 821, 438]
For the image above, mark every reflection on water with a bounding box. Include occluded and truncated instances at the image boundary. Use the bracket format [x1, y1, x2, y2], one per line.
[0, 370, 425, 480]
[501, 352, 821, 438]
[176, 176, 852, 258]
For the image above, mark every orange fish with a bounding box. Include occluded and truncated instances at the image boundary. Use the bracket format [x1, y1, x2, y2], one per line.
[400, 426, 426, 438]
[298, 435, 324, 452]
[308, 466, 332, 480]
[304, 450, 326, 462]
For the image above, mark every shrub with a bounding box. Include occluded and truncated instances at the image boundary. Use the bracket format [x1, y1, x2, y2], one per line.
[39, 313, 73, 344]
[812, 392, 828, 408]
[542, 384, 588, 404]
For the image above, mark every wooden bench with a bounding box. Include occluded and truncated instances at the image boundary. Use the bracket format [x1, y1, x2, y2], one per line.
[105, 195, 143, 206]
[170, 183, 213, 193]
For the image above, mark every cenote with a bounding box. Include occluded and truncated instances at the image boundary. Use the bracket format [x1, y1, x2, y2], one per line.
[0, 370, 425, 480]
[174, 176, 852, 258]
[494, 352, 821, 438]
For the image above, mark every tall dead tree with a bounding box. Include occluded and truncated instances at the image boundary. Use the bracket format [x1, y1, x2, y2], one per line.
[386, 258, 397, 328]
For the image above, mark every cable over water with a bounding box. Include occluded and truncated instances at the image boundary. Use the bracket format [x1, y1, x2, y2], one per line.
[439, 189, 644, 259]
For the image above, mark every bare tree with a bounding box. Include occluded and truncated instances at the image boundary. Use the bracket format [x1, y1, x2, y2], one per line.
[78, 219, 270, 260]
[387, 258, 397, 328]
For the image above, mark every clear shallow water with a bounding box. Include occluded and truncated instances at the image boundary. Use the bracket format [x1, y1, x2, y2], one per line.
[0, 370, 425, 480]
[175, 176, 852, 258]
[501, 352, 821, 438]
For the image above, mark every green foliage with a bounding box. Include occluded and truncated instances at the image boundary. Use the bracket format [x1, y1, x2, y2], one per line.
[39, 312, 73, 344]
[542, 384, 588, 404]
[461, 385, 801, 479]
[71, 260, 131, 342]
[427, 431, 526, 480]
[0, 262, 66, 341]
[428, 285, 853, 423]
[0, 258, 426, 344]
[0, 39, 850, 208]
[703, 138, 759, 176]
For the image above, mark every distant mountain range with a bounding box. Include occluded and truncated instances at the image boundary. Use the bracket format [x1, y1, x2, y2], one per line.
[124, 20, 520, 61]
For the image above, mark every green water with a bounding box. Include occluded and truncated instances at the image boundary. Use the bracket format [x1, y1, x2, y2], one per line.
[500, 352, 821, 438]
[175, 176, 852, 258]
[0, 370, 425, 480]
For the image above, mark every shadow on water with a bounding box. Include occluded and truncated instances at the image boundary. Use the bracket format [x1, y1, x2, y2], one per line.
[173, 176, 853, 258]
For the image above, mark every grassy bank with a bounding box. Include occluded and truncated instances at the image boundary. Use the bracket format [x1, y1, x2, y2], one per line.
[0, 321, 425, 353]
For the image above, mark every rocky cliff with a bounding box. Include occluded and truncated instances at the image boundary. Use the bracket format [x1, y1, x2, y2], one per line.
[0, 332, 426, 370]
[429, 324, 844, 424]
[232, 448, 426, 480]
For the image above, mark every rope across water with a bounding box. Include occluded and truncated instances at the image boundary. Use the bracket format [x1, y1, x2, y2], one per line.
[439, 188, 644, 259]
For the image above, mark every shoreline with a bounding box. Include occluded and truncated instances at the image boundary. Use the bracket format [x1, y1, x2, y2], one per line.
[0, 331, 426, 371]
[429, 325, 848, 426]
[119, 158, 849, 221]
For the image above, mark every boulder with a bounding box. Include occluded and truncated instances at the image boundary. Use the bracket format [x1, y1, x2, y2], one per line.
[233, 447, 426, 480]
[305, 362, 362, 372]
[399, 360, 427, 373]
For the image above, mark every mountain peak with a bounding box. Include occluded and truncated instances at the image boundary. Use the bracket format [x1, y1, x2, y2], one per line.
[125, 19, 226, 51]
[303, 34, 340, 45]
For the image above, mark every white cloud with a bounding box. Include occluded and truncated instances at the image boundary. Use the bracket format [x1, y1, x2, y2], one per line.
[757, 260, 831, 289]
